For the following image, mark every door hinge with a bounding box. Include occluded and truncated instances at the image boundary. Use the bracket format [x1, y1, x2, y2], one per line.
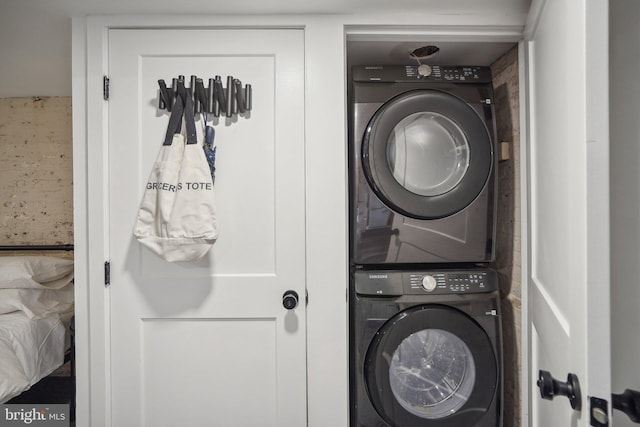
[104, 261, 111, 287]
[103, 76, 110, 100]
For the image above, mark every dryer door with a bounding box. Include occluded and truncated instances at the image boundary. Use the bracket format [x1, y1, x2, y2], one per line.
[362, 90, 493, 219]
[364, 305, 498, 427]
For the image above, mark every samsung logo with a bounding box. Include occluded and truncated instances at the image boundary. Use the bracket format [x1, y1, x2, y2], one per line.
[368, 274, 388, 279]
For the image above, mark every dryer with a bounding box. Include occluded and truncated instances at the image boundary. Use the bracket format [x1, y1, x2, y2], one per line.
[350, 65, 497, 264]
[350, 268, 502, 427]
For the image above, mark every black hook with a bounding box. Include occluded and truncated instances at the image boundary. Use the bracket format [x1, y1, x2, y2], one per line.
[225, 75, 234, 118]
[537, 370, 582, 411]
[189, 75, 199, 113]
[235, 79, 246, 114]
[195, 78, 207, 114]
[214, 76, 226, 114]
[206, 78, 216, 116]
[157, 74, 252, 120]
[158, 79, 172, 111]
[245, 84, 252, 112]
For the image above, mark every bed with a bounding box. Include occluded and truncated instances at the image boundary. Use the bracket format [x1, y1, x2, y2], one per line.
[0, 253, 74, 403]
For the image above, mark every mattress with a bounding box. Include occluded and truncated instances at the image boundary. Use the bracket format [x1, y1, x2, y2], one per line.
[0, 256, 74, 403]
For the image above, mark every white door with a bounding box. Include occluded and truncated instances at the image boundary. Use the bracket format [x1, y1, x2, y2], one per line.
[525, 0, 610, 426]
[107, 28, 306, 427]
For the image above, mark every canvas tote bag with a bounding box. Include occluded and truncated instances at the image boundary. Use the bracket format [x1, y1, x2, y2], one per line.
[134, 93, 218, 262]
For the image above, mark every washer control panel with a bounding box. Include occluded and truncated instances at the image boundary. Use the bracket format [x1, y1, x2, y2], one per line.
[354, 269, 498, 296]
[404, 271, 493, 295]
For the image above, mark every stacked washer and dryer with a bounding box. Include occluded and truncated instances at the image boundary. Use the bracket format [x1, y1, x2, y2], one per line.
[349, 65, 503, 427]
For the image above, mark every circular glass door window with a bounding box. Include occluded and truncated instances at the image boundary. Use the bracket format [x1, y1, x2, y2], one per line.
[388, 329, 476, 419]
[387, 112, 470, 197]
[361, 90, 493, 219]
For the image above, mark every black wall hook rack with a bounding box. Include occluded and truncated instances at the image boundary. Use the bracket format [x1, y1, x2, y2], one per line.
[158, 74, 252, 118]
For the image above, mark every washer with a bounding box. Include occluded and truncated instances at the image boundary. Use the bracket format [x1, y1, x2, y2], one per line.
[350, 268, 502, 427]
[350, 65, 497, 264]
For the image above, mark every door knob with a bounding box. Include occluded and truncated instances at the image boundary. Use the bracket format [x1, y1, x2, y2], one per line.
[537, 370, 582, 411]
[282, 290, 299, 310]
[612, 389, 640, 423]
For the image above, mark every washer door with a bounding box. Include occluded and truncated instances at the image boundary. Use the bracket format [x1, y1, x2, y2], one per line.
[364, 305, 497, 427]
[362, 90, 493, 219]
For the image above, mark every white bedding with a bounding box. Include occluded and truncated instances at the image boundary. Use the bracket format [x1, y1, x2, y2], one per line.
[0, 256, 74, 403]
[0, 311, 73, 403]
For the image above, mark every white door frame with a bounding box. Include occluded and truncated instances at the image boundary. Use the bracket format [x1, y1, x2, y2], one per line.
[518, 38, 532, 426]
[73, 14, 525, 427]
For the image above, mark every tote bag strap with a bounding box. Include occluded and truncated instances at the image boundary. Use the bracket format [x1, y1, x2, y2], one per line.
[162, 95, 185, 146]
[184, 91, 198, 145]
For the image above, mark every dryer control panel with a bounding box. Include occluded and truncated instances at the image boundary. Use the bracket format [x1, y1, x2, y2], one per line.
[352, 65, 493, 83]
[354, 269, 498, 296]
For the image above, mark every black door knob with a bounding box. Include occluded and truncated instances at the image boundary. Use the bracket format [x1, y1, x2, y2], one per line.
[537, 370, 582, 411]
[613, 389, 640, 423]
[282, 290, 299, 310]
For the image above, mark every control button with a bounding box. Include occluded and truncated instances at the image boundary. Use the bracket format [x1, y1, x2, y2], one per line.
[421, 275, 437, 292]
[418, 64, 432, 77]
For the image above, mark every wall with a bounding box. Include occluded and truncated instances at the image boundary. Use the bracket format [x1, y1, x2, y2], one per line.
[0, 97, 74, 245]
[610, 1, 640, 426]
[0, 0, 531, 98]
[0, 96, 74, 379]
[490, 45, 521, 427]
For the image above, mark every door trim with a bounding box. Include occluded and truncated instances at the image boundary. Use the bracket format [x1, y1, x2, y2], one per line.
[518, 39, 532, 427]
